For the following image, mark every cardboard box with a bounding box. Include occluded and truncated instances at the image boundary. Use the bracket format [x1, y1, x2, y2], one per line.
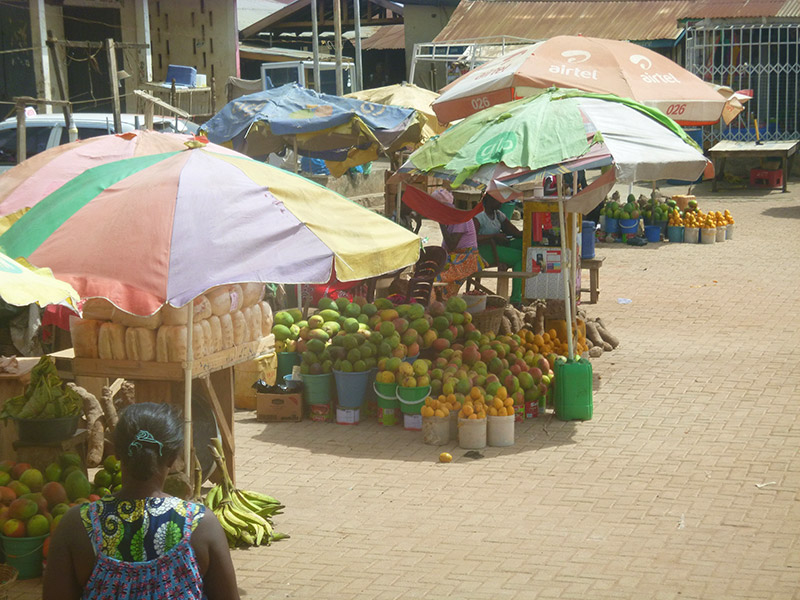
[256, 392, 302, 422]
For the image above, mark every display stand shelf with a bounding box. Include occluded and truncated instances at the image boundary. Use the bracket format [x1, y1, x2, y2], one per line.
[71, 334, 275, 484]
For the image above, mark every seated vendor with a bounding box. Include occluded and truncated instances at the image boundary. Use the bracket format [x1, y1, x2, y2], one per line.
[474, 195, 524, 305]
[432, 188, 487, 299]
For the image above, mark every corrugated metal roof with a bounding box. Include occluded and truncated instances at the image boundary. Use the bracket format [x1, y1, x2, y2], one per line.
[362, 25, 405, 50]
[434, 0, 800, 44]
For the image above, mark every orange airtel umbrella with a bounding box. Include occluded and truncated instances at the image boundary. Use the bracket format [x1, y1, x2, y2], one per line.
[433, 35, 727, 126]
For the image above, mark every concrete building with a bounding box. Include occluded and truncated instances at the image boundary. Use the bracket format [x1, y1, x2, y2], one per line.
[0, 0, 237, 118]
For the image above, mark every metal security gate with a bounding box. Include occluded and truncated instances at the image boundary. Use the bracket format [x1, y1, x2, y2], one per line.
[685, 23, 800, 144]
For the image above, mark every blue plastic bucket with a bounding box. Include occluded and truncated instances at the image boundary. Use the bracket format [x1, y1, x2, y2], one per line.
[619, 218, 638, 235]
[605, 217, 619, 233]
[581, 221, 596, 259]
[333, 370, 370, 408]
[667, 225, 684, 243]
[644, 225, 661, 243]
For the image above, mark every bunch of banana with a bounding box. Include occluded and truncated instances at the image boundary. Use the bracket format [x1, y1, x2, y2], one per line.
[205, 438, 289, 548]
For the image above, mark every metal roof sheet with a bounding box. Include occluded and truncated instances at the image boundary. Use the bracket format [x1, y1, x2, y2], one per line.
[434, 0, 800, 44]
[362, 25, 405, 50]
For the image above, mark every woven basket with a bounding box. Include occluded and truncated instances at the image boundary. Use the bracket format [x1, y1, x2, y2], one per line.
[471, 295, 507, 335]
[0, 564, 18, 600]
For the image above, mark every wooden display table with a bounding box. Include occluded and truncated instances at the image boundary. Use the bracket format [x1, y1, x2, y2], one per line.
[72, 335, 275, 484]
[708, 139, 800, 192]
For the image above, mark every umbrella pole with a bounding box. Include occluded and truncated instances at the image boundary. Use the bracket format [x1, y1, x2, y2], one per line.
[183, 304, 194, 479]
[395, 180, 403, 226]
[557, 175, 575, 360]
[571, 178, 579, 358]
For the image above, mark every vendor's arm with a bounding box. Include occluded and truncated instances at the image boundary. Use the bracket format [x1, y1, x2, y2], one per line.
[440, 225, 464, 251]
[43, 506, 95, 600]
[192, 509, 241, 600]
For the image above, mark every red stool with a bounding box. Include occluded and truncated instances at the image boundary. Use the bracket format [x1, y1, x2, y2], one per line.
[750, 168, 783, 189]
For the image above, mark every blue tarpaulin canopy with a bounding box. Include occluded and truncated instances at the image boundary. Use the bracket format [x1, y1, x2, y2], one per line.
[200, 84, 425, 176]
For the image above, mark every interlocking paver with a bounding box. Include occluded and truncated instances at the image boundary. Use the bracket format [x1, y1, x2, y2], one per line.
[8, 182, 800, 600]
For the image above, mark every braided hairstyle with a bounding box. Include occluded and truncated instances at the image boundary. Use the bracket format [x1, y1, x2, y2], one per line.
[114, 403, 183, 481]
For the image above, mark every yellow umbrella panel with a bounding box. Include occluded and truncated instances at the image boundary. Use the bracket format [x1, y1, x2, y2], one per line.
[0, 252, 80, 310]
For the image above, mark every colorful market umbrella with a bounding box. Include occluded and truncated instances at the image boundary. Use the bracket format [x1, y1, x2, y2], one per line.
[0, 252, 80, 310]
[0, 142, 421, 317]
[401, 89, 710, 198]
[345, 82, 448, 143]
[0, 131, 221, 219]
[432, 36, 726, 126]
[201, 83, 426, 177]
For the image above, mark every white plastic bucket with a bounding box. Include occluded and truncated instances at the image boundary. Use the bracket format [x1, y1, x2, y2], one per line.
[460, 293, 487, 314]
[700, 228, 716, 244]
[684, 227, 699, 243]
[715, 227, 726, 242]
[422, 416, 450, 445]
[487, 415, 515, 447]
[726, 223, 735, 240]
[458, 417, 487, 449]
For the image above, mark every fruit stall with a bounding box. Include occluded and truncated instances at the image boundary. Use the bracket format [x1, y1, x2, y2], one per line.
[66, 283, 276, 485]
[0, 283, 287, 582]
[262, 287, 617, 438]
[598, 193, 735, 245]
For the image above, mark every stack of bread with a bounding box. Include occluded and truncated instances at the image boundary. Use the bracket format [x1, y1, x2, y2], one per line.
[71, 283, 274, 362]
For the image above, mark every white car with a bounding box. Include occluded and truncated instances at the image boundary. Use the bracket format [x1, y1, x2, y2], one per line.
[0, 113, 198, 173]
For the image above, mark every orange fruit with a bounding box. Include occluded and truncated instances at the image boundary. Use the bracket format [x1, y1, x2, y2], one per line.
[468, 413, 478, 420]
[462, 404, 474, 417]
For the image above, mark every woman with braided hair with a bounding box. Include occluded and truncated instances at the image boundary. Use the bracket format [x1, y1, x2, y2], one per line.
[43, 402, 239, 600]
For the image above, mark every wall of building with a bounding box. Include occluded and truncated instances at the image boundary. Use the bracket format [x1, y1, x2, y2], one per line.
[403, 4, 455, 90]
[147, 0, 239, 114]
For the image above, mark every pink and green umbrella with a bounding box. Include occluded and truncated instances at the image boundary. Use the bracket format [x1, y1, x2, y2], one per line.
[0, 142, 420, 316]
[0, 131, 226, 218]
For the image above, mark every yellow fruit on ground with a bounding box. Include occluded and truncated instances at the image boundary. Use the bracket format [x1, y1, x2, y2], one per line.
[439, 452, 452, 463]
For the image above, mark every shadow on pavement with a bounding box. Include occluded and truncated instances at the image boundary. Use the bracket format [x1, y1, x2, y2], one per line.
[242, 412, 577, 462]
[761, 205, 800, 219]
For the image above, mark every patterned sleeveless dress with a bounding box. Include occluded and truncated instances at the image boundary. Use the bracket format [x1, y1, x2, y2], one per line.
[78, 496, 206, 600]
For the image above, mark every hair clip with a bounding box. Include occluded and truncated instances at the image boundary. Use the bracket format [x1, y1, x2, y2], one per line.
[128, 429, 163, 456]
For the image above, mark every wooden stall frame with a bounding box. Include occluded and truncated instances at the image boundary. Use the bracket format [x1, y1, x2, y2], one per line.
[72, 335, 275, 484]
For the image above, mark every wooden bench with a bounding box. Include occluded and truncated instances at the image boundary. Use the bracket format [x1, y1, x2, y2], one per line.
[579, 256, 605, 304]
[466, 270, 537, 299]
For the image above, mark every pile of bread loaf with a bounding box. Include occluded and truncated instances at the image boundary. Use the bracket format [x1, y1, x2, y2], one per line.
[70, 283, 274, 362]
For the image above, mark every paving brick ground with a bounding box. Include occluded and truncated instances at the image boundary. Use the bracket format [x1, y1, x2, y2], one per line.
[8, 181, 800, 599]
